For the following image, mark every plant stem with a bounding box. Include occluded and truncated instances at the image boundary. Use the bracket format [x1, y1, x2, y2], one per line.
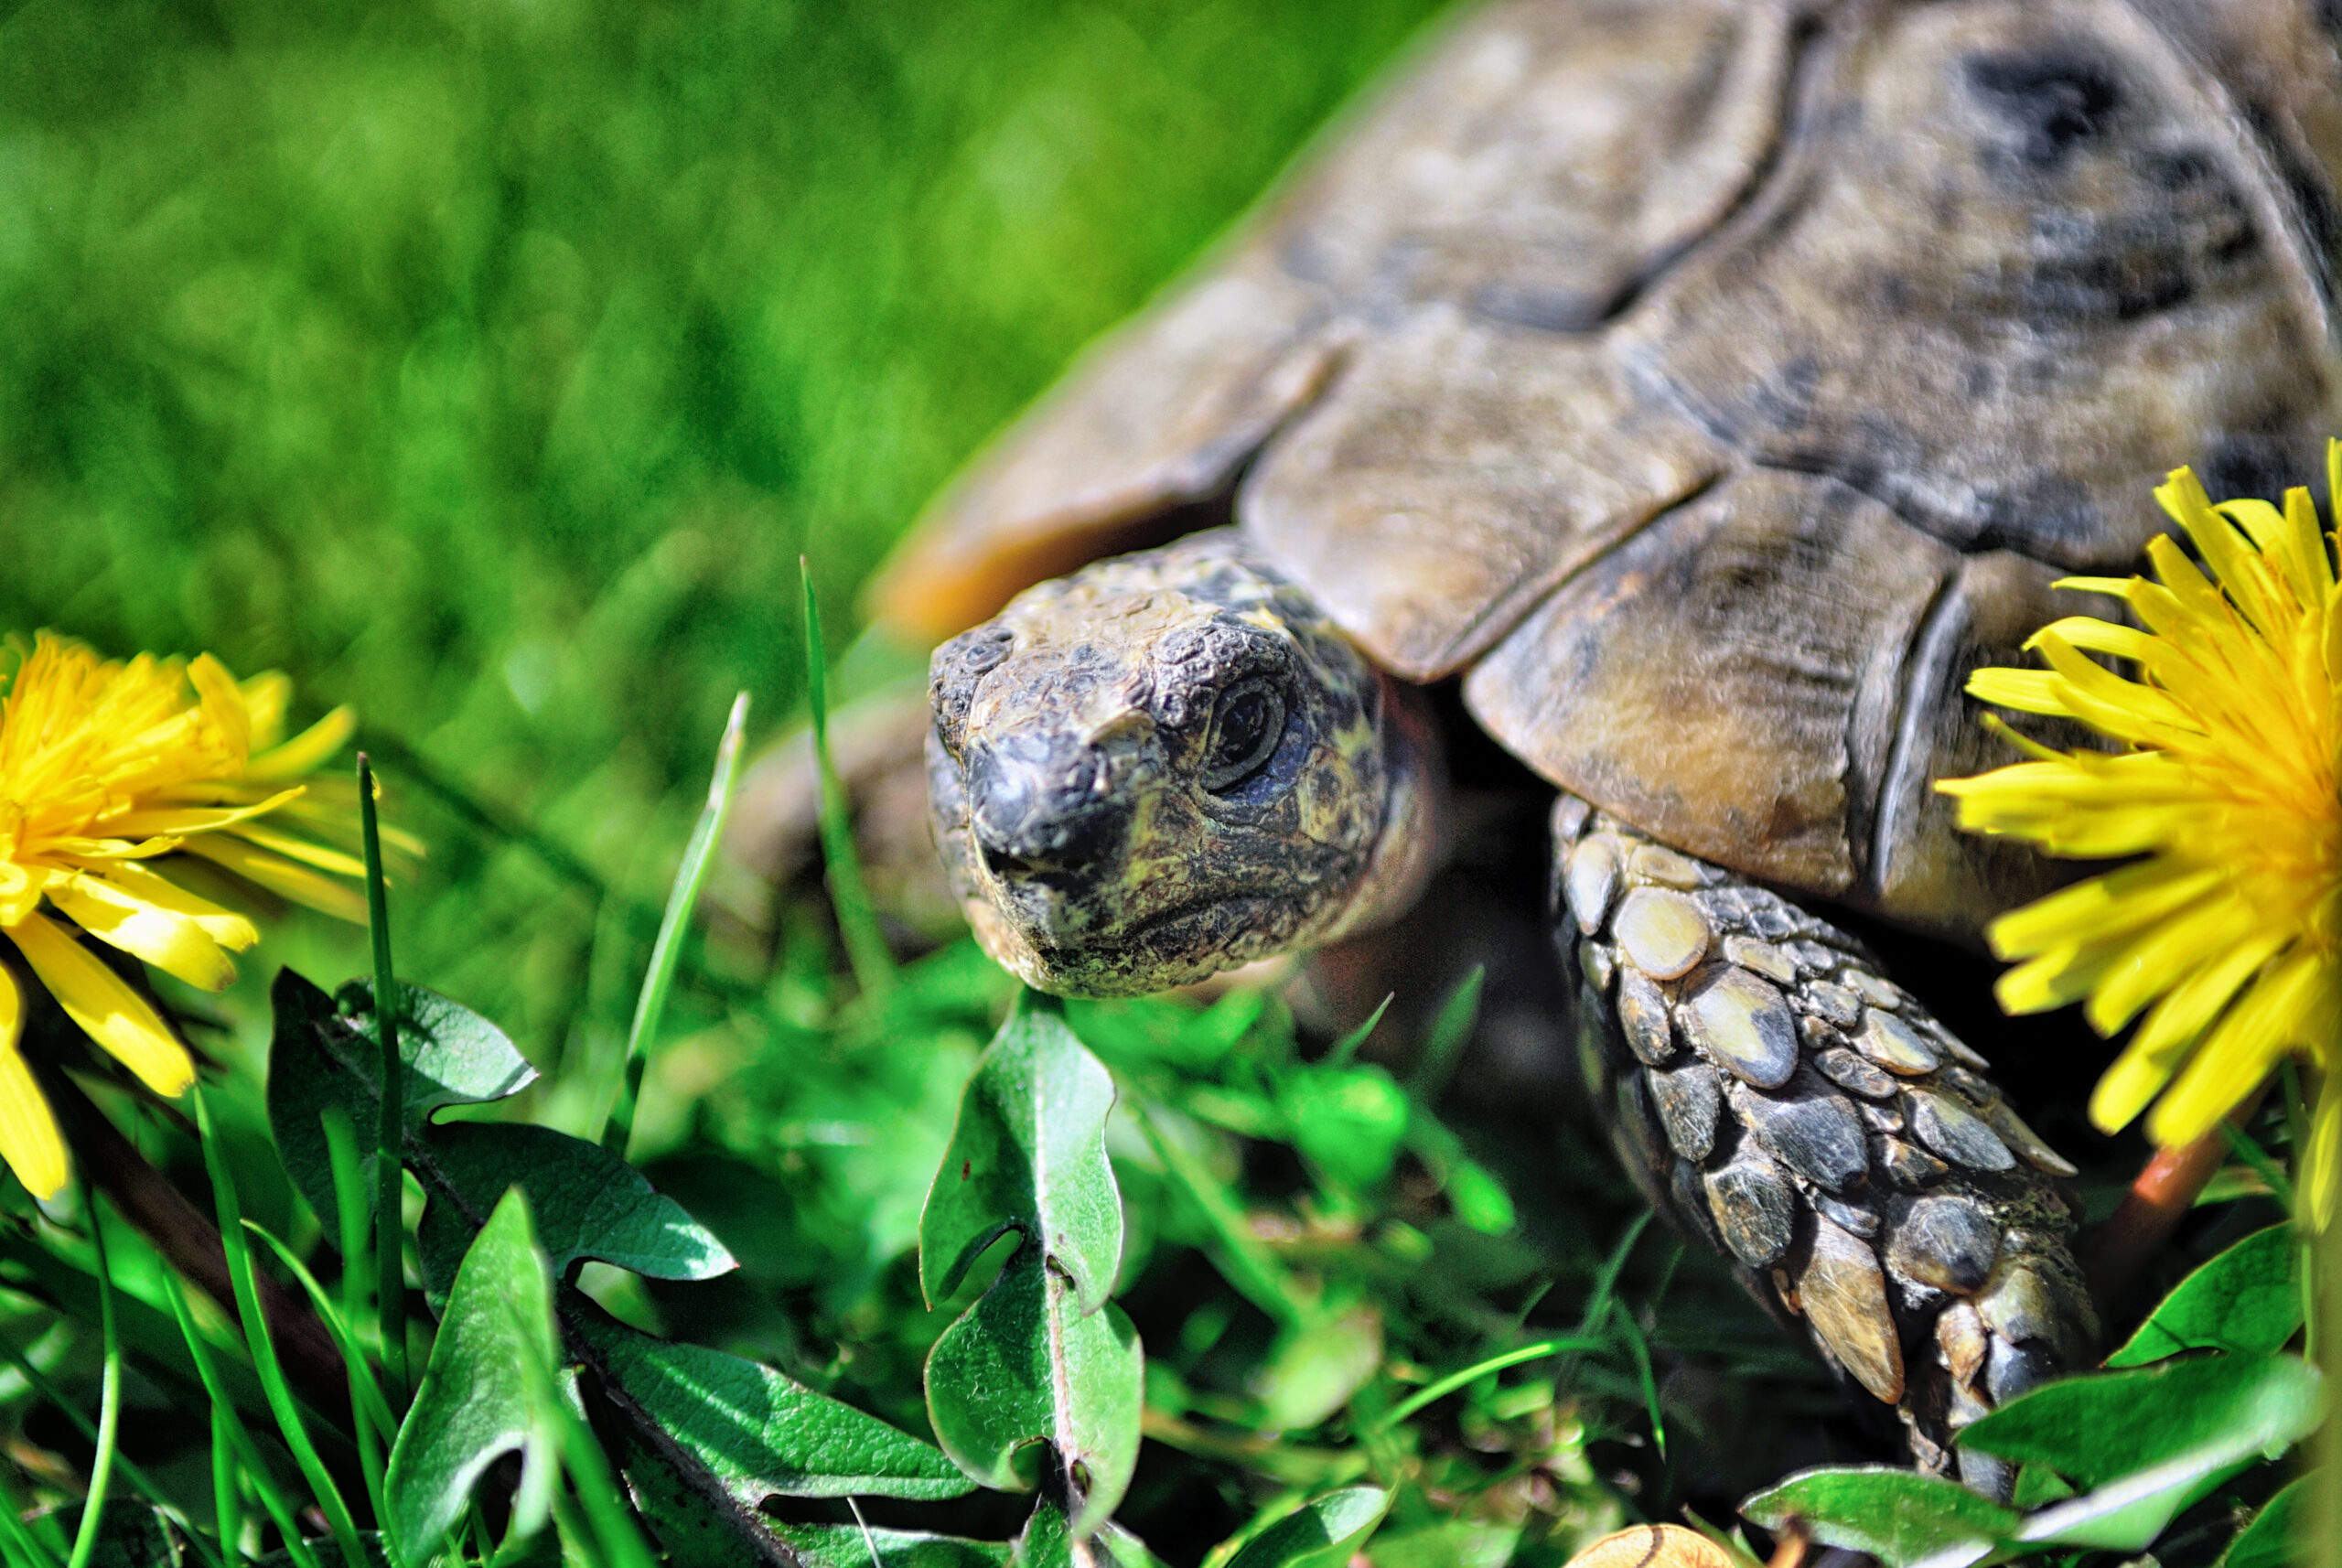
[164, 1272, 319, 1568]
[601, 691, 750, 1157]
[358, 753, 410, 1408]
[61, 1181, 121, 1568]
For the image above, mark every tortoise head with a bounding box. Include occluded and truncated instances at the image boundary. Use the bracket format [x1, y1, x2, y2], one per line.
[926, 530, 1437, 996]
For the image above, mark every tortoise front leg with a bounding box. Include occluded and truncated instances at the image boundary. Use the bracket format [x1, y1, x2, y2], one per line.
[1551, 795, 2097, 1495]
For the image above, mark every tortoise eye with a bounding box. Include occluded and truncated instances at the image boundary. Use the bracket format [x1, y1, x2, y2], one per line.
[1201, 679, 1285, 792]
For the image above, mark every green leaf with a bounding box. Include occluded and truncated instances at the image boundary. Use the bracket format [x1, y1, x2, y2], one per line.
[414, 1122, 736, 1304]
[2106, 1226, 2303, 1366]
[1741, 1466, 2019, 1568]
[2218, 1473, 2310, 1568]
[925, 1247, 1144, 1536]
[1963, 1355, 2325, 1553]
[386, 1187, 564, 1552]
[919, 994, 1122, 1314]
[1962, 1353, 2323, 1484]
[267, 970, 537, 1224]
[1278, 1065, 1409, 1189]
[1015, 1498, 1075, 1568]
[770, 1523, 1013, 1568]
[569, 1312, 972, 1502]
[1220, 1487, 1392, 1568]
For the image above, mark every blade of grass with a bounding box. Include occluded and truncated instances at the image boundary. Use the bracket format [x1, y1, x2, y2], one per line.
[1370, 1337, 1603, 1433]
[163, 1272, 321, 1568]
[357, 754, 410, 1409]
[1325, 996, 1393, 1068]
[554, 1397, 658, 1568]
[63, 1182, 122, 1568]
[243, 1221, 397, 1533]
[193, 1087, 368, 1568]
[600, 690, 750, 1157]
[1135, 1100, 1309, 1328]
[0, 1329, 223, 1568]
[1405, 967, 1483, 1097]
[211, 1405, 242, 1566]
[800, 558, 894, 999]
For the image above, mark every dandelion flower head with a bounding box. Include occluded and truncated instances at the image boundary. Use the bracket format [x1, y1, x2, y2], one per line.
[1939, 448, 2342, 1223]
[0, 633, 379, 1200]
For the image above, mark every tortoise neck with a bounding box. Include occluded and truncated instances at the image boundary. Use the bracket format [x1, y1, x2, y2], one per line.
[1321, 671, 1445, 948]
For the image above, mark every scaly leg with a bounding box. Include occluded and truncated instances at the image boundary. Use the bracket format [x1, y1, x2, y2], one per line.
[1552, 796, 2097, 1494]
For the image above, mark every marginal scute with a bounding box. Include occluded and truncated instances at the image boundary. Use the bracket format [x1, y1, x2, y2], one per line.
[1466, 468, 1953, 895]
[1799, 1217, 1906, 1404]
[1614, 886, 1713, 979]
[1681, 965, 1799, 1088]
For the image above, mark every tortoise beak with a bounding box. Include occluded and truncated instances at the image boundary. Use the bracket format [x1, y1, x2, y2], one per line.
[964, 733, 1128, 879]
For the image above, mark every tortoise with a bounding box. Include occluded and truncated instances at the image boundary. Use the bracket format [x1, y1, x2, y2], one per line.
[866, 0, 2342, 1490]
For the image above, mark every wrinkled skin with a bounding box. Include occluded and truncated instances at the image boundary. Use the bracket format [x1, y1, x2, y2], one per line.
[927, 532, 1436, 995]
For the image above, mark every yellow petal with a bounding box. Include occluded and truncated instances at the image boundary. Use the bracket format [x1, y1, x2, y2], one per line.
[49, 859, 257, 949]
[243, 704, 356, 784]
[48, 875, 240, 992]
[101, 789, 303, 839]
[223, 822, 366, 878]
[0, 970, 65, 1203]
[179, 835, 368, 924]
[2306, 1083, 2341, 1231]
[2146, 950, 2323, 1148]
[8, 911, 195, 1097]
[240, 670, 294, 753]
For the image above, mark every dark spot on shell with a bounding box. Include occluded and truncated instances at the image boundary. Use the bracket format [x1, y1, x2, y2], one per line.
[1965, 50, 2121, 168]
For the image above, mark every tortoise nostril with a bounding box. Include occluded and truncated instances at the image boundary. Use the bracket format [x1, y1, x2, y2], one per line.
[966, 740, 1126, 875]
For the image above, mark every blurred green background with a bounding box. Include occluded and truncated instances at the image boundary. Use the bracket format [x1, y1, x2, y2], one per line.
[0, 0, 1450, 1055]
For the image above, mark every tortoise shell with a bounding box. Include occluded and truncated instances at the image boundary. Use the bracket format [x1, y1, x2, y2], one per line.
[874, 0, 2342, 938]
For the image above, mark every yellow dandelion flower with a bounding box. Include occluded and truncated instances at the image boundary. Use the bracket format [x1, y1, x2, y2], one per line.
[0, 632, 395, 1201]
[1938, 447, 2342, 1225]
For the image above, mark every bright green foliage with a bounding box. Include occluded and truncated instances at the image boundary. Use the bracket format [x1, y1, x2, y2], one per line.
[774, 1522, 1015, 1568]
[1278, 1064, 1411, 1191]
[920, 994, 1144, 1535]
[1969, 1354, 2323, 1552]
[413, 1122, 736, 1303]
[1743, 1468, 2020, 1568]
[1221, 1487, 1392, 1568]
[920, 994, 1123, 1315]
[2106, 1224, 2303, 1365]
[570, 1311, 971, 1503]
[268, 974, 538, 1225]
[387, 1187, 565, 1552]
